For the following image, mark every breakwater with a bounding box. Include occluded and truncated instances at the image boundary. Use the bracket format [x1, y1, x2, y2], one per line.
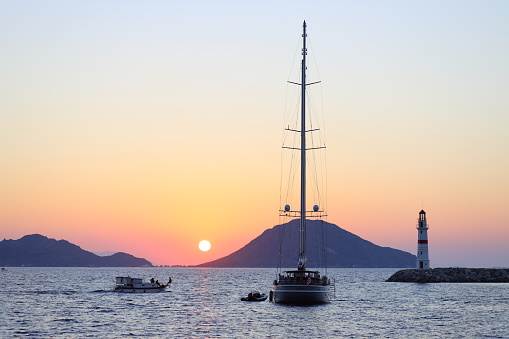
[387, 268, 509, 283]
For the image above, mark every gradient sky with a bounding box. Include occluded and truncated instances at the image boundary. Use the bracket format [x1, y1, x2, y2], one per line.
[1, 1, 508, 267]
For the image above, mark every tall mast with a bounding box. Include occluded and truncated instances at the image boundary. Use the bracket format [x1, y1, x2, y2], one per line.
[298, 20, 307, 271]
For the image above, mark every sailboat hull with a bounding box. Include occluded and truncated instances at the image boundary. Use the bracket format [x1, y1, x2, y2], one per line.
[272, 284, 331, 304]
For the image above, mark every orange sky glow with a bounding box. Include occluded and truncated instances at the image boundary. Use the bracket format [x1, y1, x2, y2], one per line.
[1, 1, 508, 268]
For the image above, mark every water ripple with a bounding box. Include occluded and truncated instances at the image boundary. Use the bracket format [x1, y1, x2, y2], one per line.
[1, 267, 508, 338]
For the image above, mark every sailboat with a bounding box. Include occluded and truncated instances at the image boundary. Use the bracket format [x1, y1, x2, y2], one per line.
[270, 21, 332, 304]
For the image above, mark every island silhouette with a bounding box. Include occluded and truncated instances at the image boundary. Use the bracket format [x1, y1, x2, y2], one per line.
[0, 234, 152, 267]
[197, 220, 415, 268]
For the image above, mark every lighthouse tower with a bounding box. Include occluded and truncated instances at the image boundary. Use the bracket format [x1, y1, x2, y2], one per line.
[416, 210, 430, 269]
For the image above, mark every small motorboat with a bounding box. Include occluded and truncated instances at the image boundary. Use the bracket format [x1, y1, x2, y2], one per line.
[241, 291, 268, 301]
[114, 276, 171, 293]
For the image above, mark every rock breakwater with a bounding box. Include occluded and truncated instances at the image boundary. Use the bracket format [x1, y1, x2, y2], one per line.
[387, 268, 509, 283]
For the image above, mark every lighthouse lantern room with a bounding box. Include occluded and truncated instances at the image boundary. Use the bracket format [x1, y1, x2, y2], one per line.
[416, 210, 430, 269]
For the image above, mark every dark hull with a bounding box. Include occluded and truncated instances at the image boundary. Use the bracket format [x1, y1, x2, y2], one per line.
[114, 286, 166, 293]
[241, 295, 268, 301]
[272, 284, 331, 304]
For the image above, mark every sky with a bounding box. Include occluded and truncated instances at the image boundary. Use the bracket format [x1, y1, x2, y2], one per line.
[1, 0, 508, 268]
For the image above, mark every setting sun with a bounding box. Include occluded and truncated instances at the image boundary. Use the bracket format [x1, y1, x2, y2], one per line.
[198, 240, 211, 252]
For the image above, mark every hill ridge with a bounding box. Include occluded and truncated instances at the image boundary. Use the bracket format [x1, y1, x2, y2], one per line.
[0, 234, 153, 267]
[198, 219, 415, 268]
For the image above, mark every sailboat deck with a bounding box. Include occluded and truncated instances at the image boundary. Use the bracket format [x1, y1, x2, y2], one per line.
[275, 270, 329, 286]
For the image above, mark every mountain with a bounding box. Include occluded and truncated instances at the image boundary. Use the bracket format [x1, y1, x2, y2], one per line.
[0, 234, 152, 267]
[197, 220, 415, 268]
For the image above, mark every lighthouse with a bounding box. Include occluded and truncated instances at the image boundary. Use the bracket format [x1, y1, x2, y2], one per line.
[416, 210, 430, 269]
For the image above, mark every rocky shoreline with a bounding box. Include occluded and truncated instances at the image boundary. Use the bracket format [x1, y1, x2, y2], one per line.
[387, 268, 509, 283]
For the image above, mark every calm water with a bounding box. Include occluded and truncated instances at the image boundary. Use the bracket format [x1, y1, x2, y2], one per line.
[1, 267, 508, 338]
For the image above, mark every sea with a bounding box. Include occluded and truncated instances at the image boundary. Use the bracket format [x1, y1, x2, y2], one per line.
[1, 267, 507, 338]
